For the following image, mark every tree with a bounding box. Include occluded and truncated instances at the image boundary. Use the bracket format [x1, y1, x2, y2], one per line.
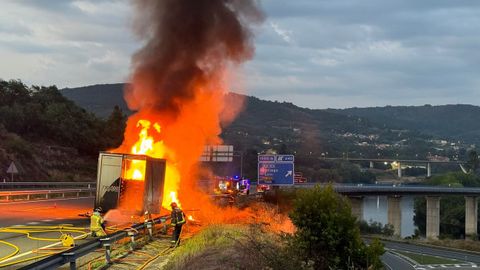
[289, 185, 384, 269]
[104, 105, 127, 148]
[277, 143, 289, 155]
[467, 150, 479, 173]
[413, 172, 480, 238]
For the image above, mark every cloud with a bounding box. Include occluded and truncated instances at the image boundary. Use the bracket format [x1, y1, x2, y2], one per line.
[0, 0, 480, 108]
[269, 21, 294, 45]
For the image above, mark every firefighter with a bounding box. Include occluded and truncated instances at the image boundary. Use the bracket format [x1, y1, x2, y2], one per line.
[170, 202, 186, 247]
[90, 207, 107, 237]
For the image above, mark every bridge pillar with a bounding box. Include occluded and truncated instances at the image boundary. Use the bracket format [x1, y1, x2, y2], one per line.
[397, 162, 402, 178]
[465, 196, 478, 237]
[387, 196, 402, 237]
[427, 162, 431, 178]
[369, 161, 374, 168]
[426, 196, 440, 239]
[349, 196, 363, 221]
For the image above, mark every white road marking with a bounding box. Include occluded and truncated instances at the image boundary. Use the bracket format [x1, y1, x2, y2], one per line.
[26, 222, 40, 225]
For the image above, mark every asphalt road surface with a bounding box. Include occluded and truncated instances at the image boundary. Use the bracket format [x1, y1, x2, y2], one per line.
[382, 251, 415, 270]
[381, 240, 480, 270]
[0, 197, 94, 269]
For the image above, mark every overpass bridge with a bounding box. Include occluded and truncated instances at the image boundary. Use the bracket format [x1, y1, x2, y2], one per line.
[295, 183, 480, 240]
[322, 157, 467, 178]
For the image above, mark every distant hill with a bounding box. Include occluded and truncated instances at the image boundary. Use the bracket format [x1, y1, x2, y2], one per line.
[329, 105, 480, 145]
[60, 83, 440, 157]
[59, 83, 480, 181]
[62, 83, 131, 118]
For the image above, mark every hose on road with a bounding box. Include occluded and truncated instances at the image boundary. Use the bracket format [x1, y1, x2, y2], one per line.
[0, 224, 89, 268]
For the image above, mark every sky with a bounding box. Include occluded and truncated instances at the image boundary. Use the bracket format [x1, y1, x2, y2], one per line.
[1, 0, 479, 109]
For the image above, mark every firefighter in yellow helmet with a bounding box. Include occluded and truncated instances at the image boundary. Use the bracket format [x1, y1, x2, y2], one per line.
[90, 207, 107, 237]
[170, 202, 186, 247]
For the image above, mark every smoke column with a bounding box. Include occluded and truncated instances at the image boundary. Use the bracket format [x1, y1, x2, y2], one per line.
[115, 0, 264, 212]
[126, 0, 264, 114]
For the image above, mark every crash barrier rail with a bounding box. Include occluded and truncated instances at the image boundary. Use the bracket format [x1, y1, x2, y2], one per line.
[293, 183, 480, 196]
[19, 215, 169, 270]
[0, 181, 96, 190]
[0, 188, 96, 202]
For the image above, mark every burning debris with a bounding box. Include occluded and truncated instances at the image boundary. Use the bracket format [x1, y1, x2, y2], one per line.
[108, 0, 264, 217]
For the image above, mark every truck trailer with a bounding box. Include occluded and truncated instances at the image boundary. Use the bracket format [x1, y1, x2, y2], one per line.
[95, 152, 166, 215]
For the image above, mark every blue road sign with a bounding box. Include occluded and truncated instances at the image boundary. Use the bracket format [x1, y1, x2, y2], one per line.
[258, 155, 294, 185]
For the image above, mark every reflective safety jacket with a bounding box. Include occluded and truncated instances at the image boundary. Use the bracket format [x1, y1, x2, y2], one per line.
[171, 207, 186, 226]
[90, 212, 104, 230]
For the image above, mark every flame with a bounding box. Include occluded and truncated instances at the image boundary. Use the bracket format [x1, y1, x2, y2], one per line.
[188, 215, 194, 221]
[168, 191, 181, 208]
[120, 119, 181, 209]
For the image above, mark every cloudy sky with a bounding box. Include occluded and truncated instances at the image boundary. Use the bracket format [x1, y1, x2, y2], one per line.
[1, 0, 479, 109]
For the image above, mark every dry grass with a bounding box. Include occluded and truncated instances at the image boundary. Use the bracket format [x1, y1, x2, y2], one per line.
[164, 223, 299, 270]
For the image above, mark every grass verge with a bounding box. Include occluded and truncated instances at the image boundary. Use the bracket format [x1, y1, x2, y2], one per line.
[164, 224, 246, 270]
[396, 251, 461, 265]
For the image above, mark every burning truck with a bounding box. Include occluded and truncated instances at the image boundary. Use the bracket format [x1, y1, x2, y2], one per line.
[94, 152, 166, 215]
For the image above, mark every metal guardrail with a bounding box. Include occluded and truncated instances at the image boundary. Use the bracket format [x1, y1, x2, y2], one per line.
[294, 183, 480, 196]
[0, 182, 96, 190]
[19, 215, 169, 270]
[0, 188, 96, 202]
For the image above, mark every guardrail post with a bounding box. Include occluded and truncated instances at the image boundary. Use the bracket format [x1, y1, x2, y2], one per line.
[127, 230, 137, 251]
[100, 238, 112, 264]
[161, 218, 168, 234]
[62, 252, 76, 270]
[146, 221, 154, 240]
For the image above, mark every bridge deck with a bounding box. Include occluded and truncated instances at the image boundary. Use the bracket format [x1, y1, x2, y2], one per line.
[295, 184, 480, 196]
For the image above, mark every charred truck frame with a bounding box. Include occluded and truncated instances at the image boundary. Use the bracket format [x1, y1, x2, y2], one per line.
[95, 152, 166, 214]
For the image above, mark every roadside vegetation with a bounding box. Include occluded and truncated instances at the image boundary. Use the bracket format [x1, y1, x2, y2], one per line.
[166, 185, 385, 270]
[358, 220, 394, 236]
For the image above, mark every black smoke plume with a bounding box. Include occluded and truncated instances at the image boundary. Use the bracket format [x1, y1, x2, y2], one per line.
[125, 0, 264, 114]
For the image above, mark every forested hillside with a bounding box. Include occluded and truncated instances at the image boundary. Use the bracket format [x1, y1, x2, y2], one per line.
[61, 83, 463, 183]
[330, 105, 480, 145]
[2, 80, 475, 182]
[0, 80, 126, 181]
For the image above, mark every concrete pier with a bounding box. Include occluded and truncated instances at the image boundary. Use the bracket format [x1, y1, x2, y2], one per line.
[369, 161, 374, 168]
[349, 197, 364, 221]
[387, 196, 402, 236]
[465, 196, 478, 237]
[427, 162, 431, 178]
[397, 162, 402, 178]
[426, 196, 440, 239]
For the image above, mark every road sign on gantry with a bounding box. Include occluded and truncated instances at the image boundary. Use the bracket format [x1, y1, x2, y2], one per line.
[258, 154, 294, 185]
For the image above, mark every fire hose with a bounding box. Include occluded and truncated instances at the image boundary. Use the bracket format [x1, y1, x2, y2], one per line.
[0, 224, 89, 268]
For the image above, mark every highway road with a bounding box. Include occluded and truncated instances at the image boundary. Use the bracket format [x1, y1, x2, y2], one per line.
[0, 197, 94, 269]
[381, 240, 480, 270]
[382, 251, 415, 270]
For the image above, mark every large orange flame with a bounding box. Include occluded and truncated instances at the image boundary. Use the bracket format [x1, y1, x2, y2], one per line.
[121, 118, 181, 208]
[112, 84, 240, 212]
